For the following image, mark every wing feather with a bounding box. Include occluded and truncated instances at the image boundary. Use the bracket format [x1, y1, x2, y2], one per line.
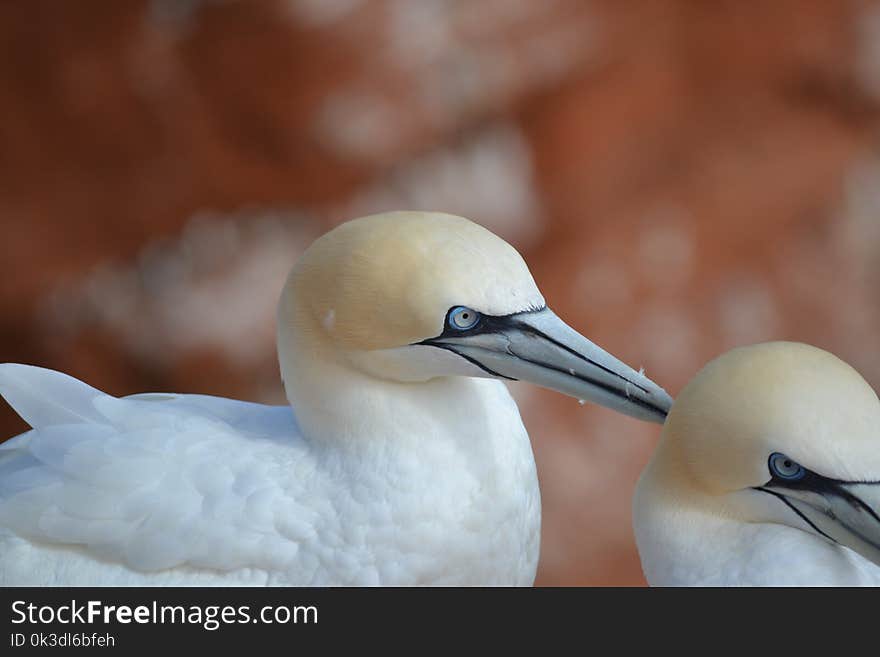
[0, 364, 312, 575]
[0, 364, 109, 428]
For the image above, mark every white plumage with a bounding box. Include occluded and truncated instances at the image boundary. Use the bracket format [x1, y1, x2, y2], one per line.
[635, 500, 880, 586]
[0, 364, 538, 585]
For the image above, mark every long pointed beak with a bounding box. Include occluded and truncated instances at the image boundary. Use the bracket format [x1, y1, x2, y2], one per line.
[421, 307, 673, 423]
[759, 479, 880, 567]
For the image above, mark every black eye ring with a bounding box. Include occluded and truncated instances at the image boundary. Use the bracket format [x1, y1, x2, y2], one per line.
[769, 452, 806, 481]
[448, 306, 480, 331]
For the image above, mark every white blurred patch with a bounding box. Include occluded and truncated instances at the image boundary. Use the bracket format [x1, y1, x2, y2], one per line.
[345, 123, 543, 246]
[629, 304, 702, 380]
[637, 206, 695, 290]
[41, 210, 320, 368]
[387, 0, 453, 69]
[316, 92, 405, 162]
[716, 274, 781, 348]
[575, 256, 633, 308]
[388, 0, 596, 118]
[315, 1, 598, 162]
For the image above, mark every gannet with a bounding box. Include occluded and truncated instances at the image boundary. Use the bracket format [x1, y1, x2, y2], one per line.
[634, 342, 880, 586]
[0, 211, 672, 586]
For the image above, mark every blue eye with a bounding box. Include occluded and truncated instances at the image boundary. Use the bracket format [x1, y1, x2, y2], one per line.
[448, 306, 480, 331]
[769, 453, 806, 481]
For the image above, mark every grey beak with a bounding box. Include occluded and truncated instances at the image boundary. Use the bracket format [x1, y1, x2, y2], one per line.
[421, 307, 673, 423]
[759, 479, 880, 567]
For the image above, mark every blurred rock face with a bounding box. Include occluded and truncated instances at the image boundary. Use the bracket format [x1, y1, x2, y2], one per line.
[1, 0, 879, 585]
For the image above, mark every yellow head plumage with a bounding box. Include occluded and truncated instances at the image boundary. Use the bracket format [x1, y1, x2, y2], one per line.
[279, 211, 544, 353]
[658, 341, 880, 494]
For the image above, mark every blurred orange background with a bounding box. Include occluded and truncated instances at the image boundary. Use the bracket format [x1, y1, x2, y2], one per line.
[2, 0, 880, 585]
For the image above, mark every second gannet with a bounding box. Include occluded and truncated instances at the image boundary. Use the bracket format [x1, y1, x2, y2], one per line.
[634, 342, 880, 586]
[0, 211, 672, 586]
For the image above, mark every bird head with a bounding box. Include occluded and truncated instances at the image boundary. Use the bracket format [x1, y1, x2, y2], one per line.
[278, 211, 672, 423]
[657, 341, 880, 567]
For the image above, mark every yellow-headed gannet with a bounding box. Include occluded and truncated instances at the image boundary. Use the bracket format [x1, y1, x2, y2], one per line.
[634, 342, 880, 586]
[0, 211, 672, 586]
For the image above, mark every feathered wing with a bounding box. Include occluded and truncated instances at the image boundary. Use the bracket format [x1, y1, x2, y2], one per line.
[0, 364, 109, 429]
[0, 364, 316, 575]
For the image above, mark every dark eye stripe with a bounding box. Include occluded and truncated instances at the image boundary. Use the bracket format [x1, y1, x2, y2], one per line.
[757, 488, 838, 544]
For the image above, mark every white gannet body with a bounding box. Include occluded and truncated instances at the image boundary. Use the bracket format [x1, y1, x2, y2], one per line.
[1, 211, 672, 586]
[634, 342, 880, 586]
